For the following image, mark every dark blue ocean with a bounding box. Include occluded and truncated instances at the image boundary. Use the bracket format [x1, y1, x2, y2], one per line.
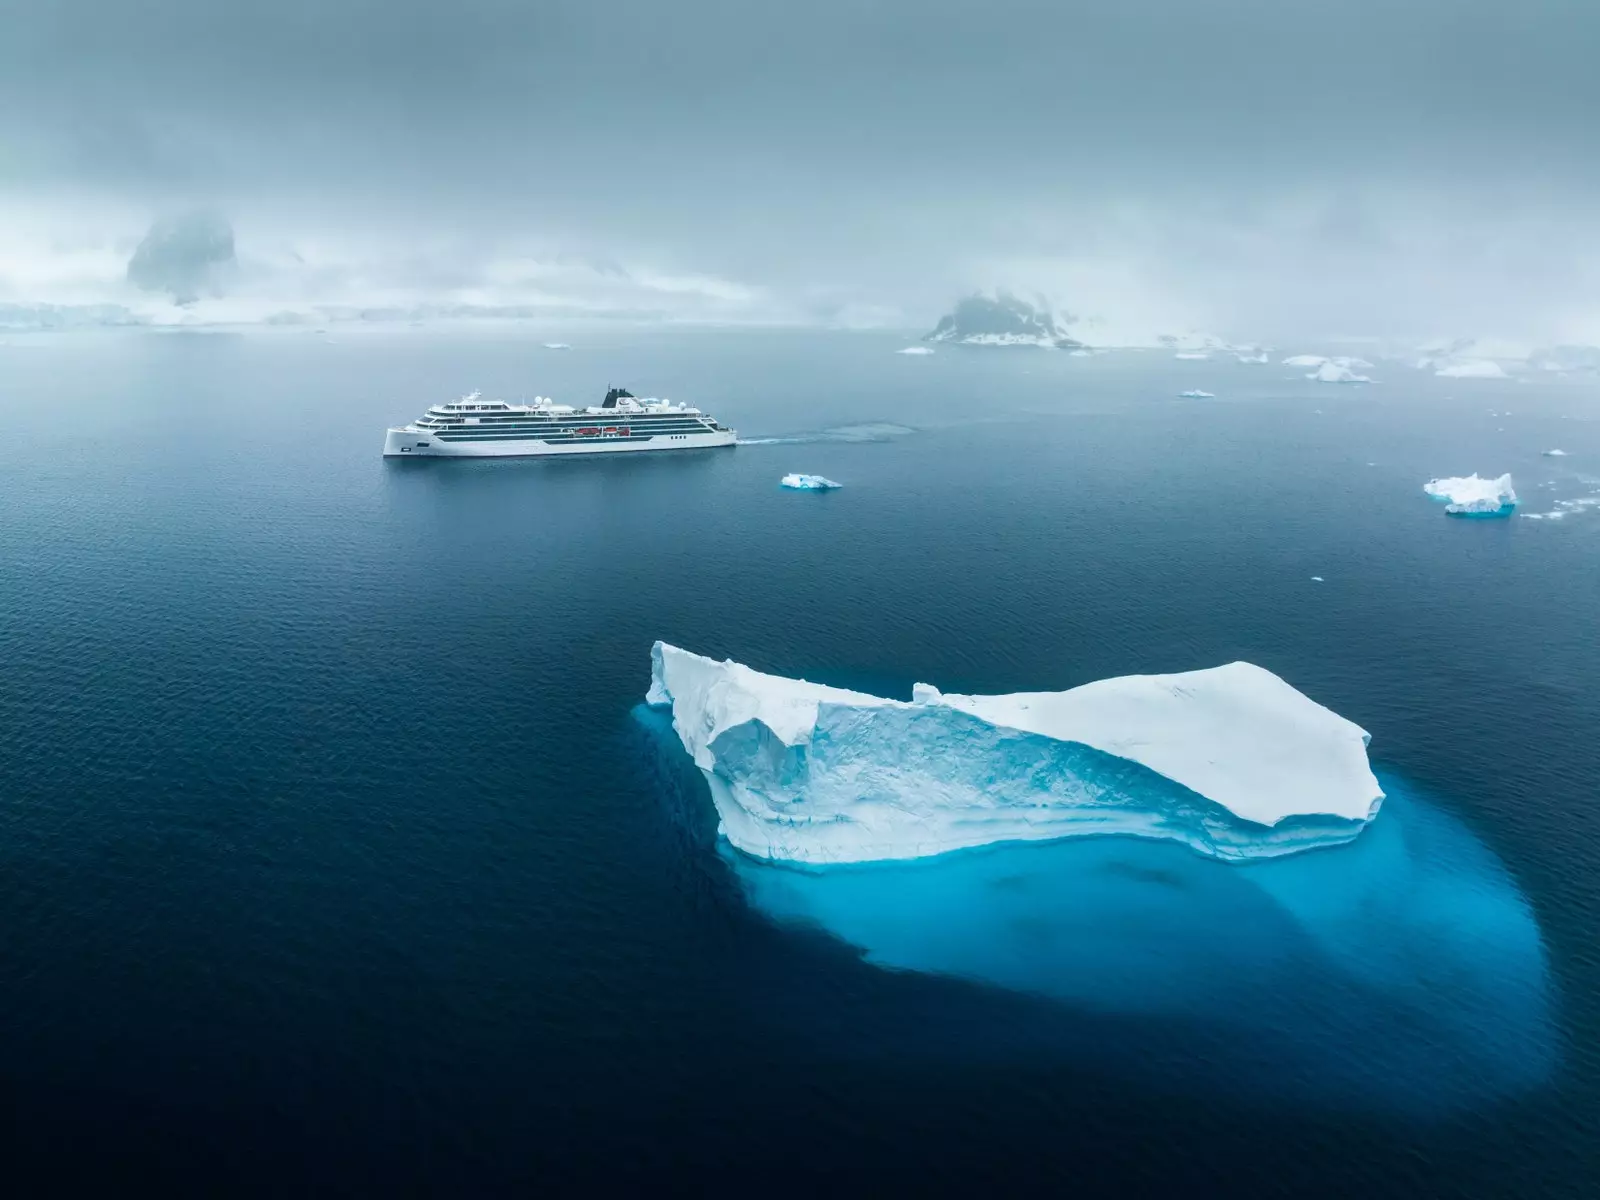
[1, 327, 1596, 1194]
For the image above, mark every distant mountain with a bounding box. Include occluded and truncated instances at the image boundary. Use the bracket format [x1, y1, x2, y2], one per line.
[126, 211, 237, 306]
[923, 292, 1082, 348]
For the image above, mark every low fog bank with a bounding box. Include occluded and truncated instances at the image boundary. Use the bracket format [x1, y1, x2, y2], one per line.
[4, 2, 1598, 348]
[5, 193, 1600, 357]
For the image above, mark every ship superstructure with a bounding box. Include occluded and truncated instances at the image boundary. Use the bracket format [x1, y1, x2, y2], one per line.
[384, 388, 736, 457]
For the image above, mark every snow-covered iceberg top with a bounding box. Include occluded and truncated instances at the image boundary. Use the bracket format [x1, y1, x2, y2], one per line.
[780, 473, 841, 490]
[896, 345, 934, 355]
[1435, 359, 1507, 379]
[1179, 389, 1215, 398]
[1543, 449, 1567, 457]
[646, 642, 1385, 865]
[1308, 361, 1371, 384]
[1423, 473, 1517, 516]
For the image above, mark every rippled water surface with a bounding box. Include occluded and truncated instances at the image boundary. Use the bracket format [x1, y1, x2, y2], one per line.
[0, 327, 1596, 1192]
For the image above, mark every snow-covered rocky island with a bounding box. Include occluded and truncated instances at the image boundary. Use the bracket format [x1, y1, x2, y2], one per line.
[646, 642, 1383, 865]
[923, 292, 1083, 349]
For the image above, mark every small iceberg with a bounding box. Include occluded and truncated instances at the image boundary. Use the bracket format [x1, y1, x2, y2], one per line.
[1423, 473, 1517, 516]
[780, 474, 842, 490]
[1283, 354, 1327, 367]
[1523, 493, 1600, 521]
[1436, 359, 1506, 379]
[1179, 389, 1215, 398]
[1309, 361, 1370, 384]
[1543, 449, 1568, 457]
[1236, 352, 1269, 364]
[646, 642, 1384, 865]
[1174, 352, 1211, 360]
[542, 342, 572, 350]
[896, 346, 934, 356]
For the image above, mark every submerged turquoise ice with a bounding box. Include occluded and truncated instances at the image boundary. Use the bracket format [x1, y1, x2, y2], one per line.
[636, 700, 1554, 1113]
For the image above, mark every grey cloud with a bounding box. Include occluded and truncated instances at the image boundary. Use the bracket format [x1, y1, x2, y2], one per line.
[2, 1, 1598, 338]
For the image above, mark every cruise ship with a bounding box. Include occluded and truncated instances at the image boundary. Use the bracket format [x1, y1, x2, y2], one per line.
[383, 388, 737, 458]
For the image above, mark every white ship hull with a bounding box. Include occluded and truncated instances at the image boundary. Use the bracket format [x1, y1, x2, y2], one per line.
[384, 426, 737, 458]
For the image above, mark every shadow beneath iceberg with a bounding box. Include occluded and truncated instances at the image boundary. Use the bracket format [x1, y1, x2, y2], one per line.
[630, 704, 1555, 1115]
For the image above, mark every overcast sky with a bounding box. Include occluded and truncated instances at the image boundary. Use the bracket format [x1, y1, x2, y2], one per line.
[2, 0, 1597, 339]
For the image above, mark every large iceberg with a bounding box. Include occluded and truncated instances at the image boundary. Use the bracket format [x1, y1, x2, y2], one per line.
[633, 706, 1553, 1114]
[1424, 473, 1517, 516]
[646, 642, 1384, 865]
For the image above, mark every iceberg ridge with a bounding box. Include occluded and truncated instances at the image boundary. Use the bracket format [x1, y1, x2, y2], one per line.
[646, 643, 1384, 865]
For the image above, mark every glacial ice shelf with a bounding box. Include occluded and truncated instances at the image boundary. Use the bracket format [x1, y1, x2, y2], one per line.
[646, 642, 1385, 865]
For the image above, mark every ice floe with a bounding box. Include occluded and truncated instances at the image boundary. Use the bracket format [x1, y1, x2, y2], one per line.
[1423, 473, 1517, 516]
[1435, 359, 1507, 379]
[780, 474, 842, 490]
